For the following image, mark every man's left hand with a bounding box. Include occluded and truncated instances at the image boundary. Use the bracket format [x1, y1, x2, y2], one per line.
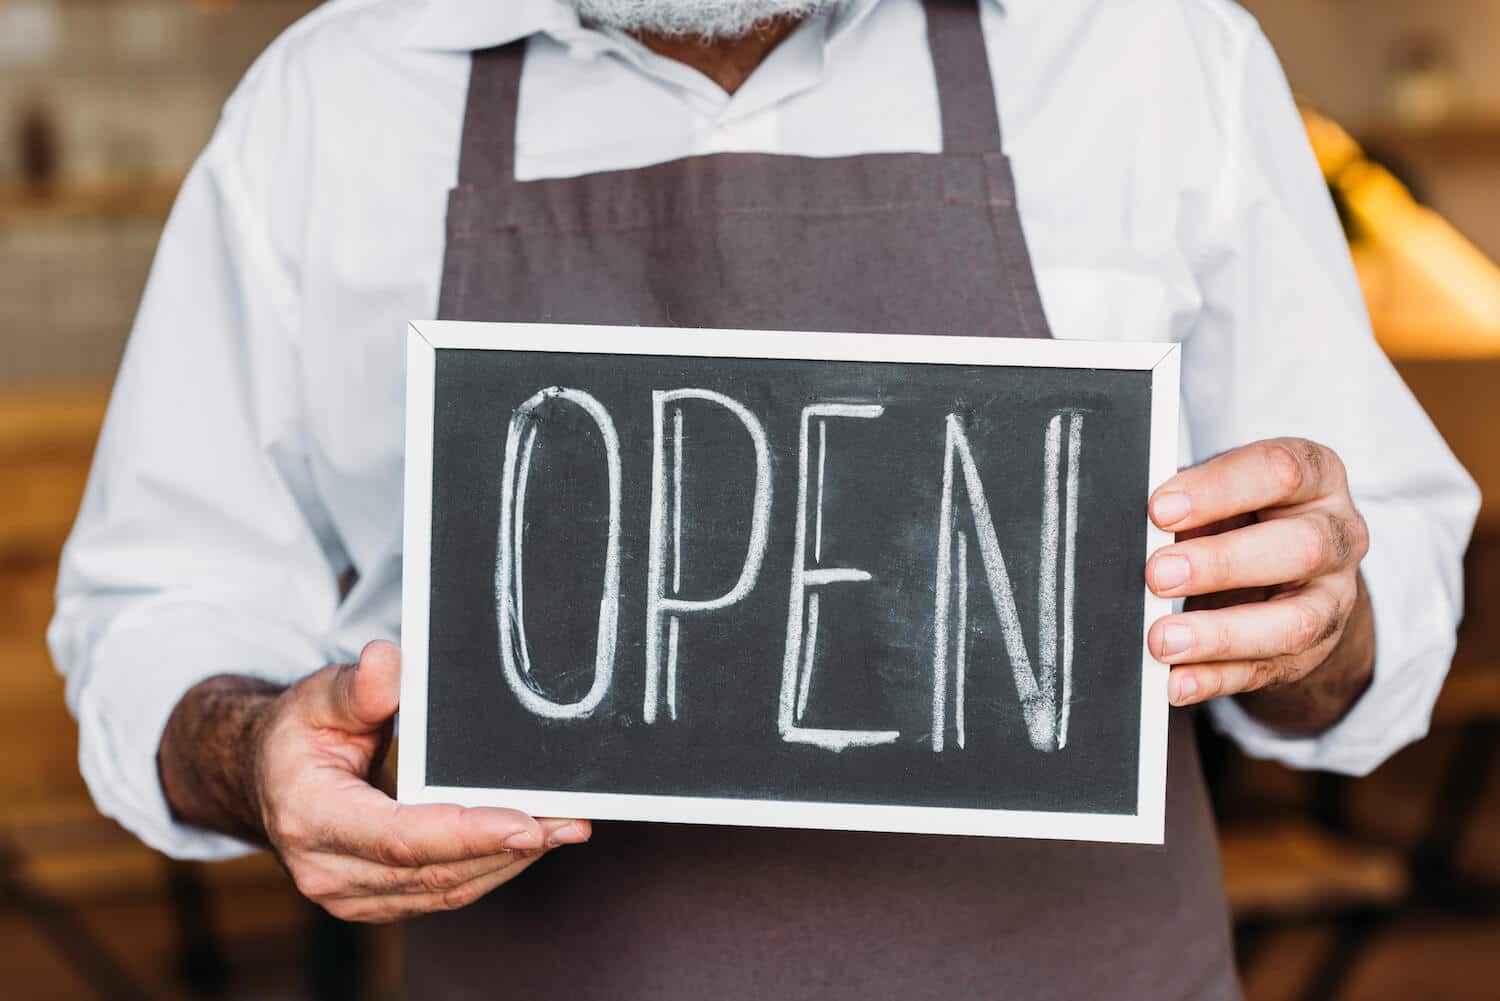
[1145, 438, 1374, 719]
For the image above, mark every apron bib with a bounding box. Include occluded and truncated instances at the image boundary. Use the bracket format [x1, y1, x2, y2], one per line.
[409, 3, 1238, 997]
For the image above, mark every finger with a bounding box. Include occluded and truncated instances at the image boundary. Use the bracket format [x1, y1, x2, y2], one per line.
[307, 642, 402, 733]
[1147, 512, 1365, 597]
[326, 852, 550, 924]
[310, 783, 548, 864]
[1149, 586, 1347, 665]
[294, 818, 588, 900]
[539, 817, 592, 847]
[305, 847, 537, 899]
[404, 855, 549, 912]
[1150, 439, 1344, 533]
[362, 820, 586, 894]
[1167, 657, 1307, 706]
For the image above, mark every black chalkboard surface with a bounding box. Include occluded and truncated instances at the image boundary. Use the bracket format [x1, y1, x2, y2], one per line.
[400, 322, 1179, 843]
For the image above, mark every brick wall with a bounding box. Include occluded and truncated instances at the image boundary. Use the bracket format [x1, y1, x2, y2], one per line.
[0, 0, 317, 388]
[1246, 0, 1500, 261]
[0, 0, 316, 182]
[1246, 0, 1500, 127]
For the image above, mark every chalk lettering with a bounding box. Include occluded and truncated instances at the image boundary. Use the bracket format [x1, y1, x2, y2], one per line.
[932, 412, 1083, 751]
[496, 387, 622, 719]
[644, 389, 773, 723]
[779, 403, 901, 751]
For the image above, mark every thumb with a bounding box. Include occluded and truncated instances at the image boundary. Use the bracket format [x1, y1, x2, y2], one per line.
[320, 640, 402, 733]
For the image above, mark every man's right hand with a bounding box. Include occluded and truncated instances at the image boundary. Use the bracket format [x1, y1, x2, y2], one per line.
[159, 640, 590, 923]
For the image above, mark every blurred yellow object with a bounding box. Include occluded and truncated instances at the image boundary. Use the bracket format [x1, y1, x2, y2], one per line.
[1302, 107, 1500, 360]
[1221, 820, 1409, 919]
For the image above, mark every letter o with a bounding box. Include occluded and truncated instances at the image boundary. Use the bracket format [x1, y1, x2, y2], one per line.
[496, 386, 621, 719]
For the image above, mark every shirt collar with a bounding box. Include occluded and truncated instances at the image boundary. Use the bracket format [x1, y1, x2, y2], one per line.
[404, 0, 582, 51]
[403, 0, 1025, 52]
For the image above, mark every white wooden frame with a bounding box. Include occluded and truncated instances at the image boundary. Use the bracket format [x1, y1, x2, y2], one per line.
[400, 320, 1180, 844]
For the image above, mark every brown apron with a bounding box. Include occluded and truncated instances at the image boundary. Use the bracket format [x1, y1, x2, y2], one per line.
[408, 2, 1238, 997]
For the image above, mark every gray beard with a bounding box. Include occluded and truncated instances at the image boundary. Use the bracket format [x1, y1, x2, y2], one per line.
[569, 0, 846, 39]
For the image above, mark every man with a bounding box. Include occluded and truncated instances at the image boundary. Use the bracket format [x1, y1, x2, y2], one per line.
[51, 0, 1477, 997]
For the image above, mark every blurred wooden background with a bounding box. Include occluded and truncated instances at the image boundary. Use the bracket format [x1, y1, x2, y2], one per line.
[0, 388, 402, 1000]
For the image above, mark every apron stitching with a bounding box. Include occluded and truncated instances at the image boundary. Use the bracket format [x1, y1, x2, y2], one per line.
[448, 200, 1014, 241]
[985, 167, 1039, 339]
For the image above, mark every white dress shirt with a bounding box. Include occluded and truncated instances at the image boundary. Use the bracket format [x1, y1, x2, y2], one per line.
[50, 0, 1479, 861]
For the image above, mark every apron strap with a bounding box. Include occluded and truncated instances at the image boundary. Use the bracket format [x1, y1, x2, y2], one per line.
[924, 0, 1005, 155]
[455, 41, 526, 187]
[455, 0, 1004, 186]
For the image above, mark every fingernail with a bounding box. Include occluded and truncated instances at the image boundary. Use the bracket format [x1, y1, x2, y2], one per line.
[1152, 492, 1191, 527]
[1153, 555, 1191, 590]
[546, 822, 588, 847]
[1161, 624, 1194, 657]
[1172, 672, 1199, 704]
[504, 829, 542, 852]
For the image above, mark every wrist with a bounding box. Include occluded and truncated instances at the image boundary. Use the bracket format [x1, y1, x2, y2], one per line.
[158, 674, 285, 846]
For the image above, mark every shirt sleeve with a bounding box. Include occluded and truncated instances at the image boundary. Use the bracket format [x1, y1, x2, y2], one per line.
[1185, 24, 1480, 776]
[47, 64, 341, 859]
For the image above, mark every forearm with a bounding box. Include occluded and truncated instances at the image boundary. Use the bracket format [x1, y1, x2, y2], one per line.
[1235, 573, 1376, 737]
[157, 674, 286, 846]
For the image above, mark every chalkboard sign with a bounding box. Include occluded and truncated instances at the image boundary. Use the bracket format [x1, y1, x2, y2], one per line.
[399, 322, 1178, 843]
